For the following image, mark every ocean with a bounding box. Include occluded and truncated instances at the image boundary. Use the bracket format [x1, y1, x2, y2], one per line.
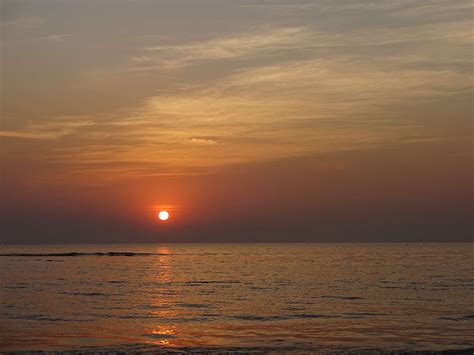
[0, 243, 473, 353]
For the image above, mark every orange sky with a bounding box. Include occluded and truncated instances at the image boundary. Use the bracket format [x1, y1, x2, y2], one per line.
[1, 1, 472, 243]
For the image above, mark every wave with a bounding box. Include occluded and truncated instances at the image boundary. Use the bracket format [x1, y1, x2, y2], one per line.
[36, 345, 474, 353]
[232, 314, 339, 321]
[0, 252, 164, 257]
[320, 295, 365, 300]
[439, 315, 474, 321]
[9, 314, 94, 322]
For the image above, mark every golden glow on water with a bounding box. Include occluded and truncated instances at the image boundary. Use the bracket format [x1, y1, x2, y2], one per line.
[148, 326, 177, 346]
[0, 244, 473, 352]
[156, 247, 171, 283]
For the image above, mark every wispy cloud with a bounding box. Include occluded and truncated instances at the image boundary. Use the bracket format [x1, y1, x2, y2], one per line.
[2, 0, 472, 181]
[130, 55, 153, 64]
[240, 1, 472, 17]
[0, 130, 54, 140]
[1, 17, 44, 31]
[188, 138, 218, 145]
[127, 9, 472, 74]
[1, 118, 94, 141]
[36, 34, 68, 41]
[133, 27, 310, 70]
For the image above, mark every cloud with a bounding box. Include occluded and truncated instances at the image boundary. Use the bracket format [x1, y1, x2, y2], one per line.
[0, 130, 54, 140]
[225, 58, 472, 103]
[188, 138, 218, 145]
[126, 4, 472, 75]
[131, 56, 153, 64]
[6, 37, 470, 177]
[3, 1, 472, 181]
[1, 17, 44, 31]
[240, 1, 472, 17]
[36, 34, 68, 41]
[133, 27, 310, 70]
[1, 118, 95, 141]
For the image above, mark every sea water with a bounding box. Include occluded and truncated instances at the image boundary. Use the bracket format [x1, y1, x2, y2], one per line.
[0, 243, 473, 352]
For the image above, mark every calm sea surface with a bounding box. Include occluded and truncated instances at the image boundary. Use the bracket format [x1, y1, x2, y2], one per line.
[0, 243, 473, 352]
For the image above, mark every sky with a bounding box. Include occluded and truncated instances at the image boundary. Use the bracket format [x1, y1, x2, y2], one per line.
[1, 0, 472, 243]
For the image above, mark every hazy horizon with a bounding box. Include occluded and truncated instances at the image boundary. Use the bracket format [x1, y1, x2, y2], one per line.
[2, 242, 473, 246]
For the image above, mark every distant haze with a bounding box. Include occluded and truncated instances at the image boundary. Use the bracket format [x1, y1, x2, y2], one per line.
[1, 0, 472, 243]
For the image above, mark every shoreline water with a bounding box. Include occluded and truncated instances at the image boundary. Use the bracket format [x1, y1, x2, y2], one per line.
[3, 346, 474, 354]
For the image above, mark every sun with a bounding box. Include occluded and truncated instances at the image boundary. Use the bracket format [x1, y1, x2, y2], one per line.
[158, 210, 170, 221]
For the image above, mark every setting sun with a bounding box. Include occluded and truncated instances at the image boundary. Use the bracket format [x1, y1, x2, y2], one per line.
[158, 211, 170, 221]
